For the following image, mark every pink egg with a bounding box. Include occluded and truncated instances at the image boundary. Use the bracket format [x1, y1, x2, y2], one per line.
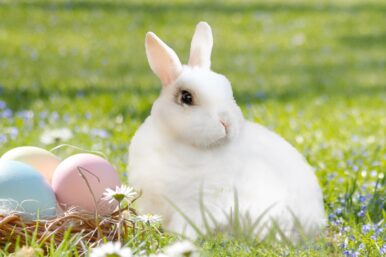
[52, 153, 121, 215]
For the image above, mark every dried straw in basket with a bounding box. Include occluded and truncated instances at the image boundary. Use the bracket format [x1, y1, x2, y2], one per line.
[0, 207, 136, 252]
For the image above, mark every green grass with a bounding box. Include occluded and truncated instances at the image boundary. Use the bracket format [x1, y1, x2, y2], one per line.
[0, 0, 385, 256]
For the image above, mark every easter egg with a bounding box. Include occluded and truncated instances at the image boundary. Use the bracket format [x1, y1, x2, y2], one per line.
[0, 160, 57, 220]
[1, 146, 61, 183]
[52, 153, 121, 215]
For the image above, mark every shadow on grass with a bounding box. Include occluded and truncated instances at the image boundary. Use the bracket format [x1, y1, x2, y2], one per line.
[1, 41, 385, 115]
[234, 84, 385, 105]
[1, 74, 384, 114]
[0, 83, 158, 120]
[1, 1, 386, 14]
[1, 51, 385, 116]
[340, 32, 386, 48]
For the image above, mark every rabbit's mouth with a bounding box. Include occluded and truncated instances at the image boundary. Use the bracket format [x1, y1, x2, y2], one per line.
[190, 118, 243, 149]
[208, 135, 231, 148]
[193, 128, 233, 149]
[220, 120, 230, 135]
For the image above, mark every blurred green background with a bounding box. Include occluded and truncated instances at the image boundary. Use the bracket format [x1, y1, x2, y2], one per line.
[0, 0, 385, 255]
[1, 0, 384, 174]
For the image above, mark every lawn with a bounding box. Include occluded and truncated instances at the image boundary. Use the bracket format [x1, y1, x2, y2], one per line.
[0, 0, 385, 256]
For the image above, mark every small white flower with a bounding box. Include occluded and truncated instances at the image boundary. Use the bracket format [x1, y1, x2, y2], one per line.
[291, 33, 305, 46]
[102, 185, 137, 204]
[164, 240, 197, 257]
[40, 128, 73, 145]
[90, 242, 133, 257]
[295, 135, 304, 144]
[135, 214, 162, 224]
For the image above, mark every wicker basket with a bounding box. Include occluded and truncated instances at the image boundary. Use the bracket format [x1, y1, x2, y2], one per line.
[0, 207, 136, 252]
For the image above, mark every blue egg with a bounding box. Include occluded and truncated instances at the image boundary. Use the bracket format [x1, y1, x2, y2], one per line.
[0, 160, 57, 219]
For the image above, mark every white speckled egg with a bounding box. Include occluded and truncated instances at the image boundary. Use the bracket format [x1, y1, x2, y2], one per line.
[0, 160, 57, 220]
[1, 146, 61, 183]
[52, 153, 121, 215]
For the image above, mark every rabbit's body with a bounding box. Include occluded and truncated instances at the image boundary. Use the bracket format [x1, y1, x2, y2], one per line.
[128, 22, 325, 240]
[130, 116, 324, 238]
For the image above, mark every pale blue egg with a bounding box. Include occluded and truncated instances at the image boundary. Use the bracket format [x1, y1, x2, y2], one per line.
[0, 160, 57, 219]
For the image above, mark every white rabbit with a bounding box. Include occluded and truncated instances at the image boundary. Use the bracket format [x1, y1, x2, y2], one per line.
[128, 22, 325, 241]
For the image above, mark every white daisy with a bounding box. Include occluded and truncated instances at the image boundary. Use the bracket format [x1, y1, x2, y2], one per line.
[164, 240, 198, 257]
[90, 242, 133, 257]
[102, 185, 137, 204]
[40, 128, 73, 145]
[135, 214, 162, 224]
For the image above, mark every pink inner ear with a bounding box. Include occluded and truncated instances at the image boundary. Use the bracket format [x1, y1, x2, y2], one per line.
[146, 32, 182, 86]
[162, 56, 183, 86]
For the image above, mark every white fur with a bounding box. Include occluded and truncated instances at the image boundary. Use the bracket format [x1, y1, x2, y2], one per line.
[128, 22, 325, 240]
[188, 22, 213, 69]
[146, 32, 182, 86]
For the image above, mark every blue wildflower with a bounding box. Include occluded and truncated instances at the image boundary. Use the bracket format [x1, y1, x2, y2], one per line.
[341, 239, 348, 249]
[361, 224, 371, 234]
[0, 100, 6, 109]
[333, 219, 342, 226]
[375, 226, 384, 236]
[1, 108, 13, 119]
[16, 110, 34, 124]
[51, 111, 59, 121]
[358, 195, 366, 203]
[76, 91, 84, 98]
[40, 111, 48, 119]
[8, 127, 18, 139]
[335, 208, 343, 215]
[327, 173, 336, 181]
[0, 134, 6, 144]
[341, 226, 351, 233]
[63, 114, 70, 122]
[357, 205, 367, 217]
[91, 128, 109, 138]
[380, 244, 386, 254]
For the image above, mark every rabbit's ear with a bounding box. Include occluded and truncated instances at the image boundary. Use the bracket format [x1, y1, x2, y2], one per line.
[145, 32, 182, 86]
[188, 22, 213, 69]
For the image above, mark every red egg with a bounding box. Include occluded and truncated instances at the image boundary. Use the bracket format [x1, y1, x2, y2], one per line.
[52, 153, 121, 215]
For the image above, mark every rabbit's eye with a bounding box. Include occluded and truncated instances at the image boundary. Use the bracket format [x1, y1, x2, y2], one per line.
[180, 90, 193, 105]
